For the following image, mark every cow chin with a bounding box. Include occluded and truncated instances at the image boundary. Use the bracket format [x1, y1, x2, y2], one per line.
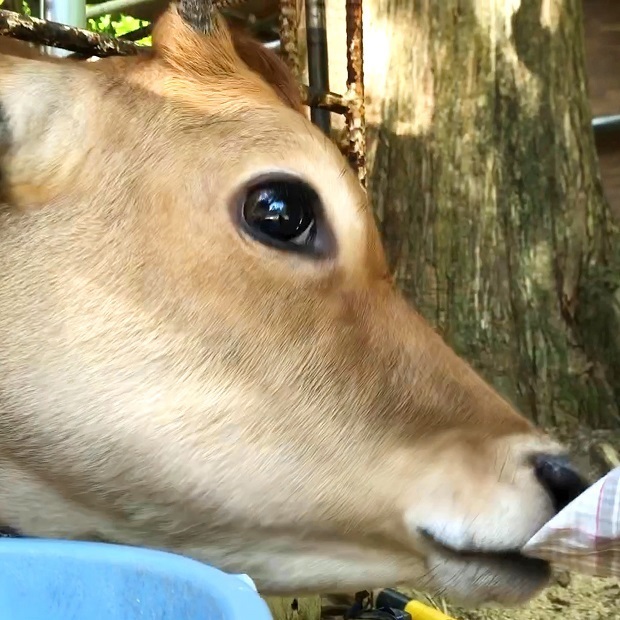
[176, 528, 549, 606]
[423, 548, 550, 607]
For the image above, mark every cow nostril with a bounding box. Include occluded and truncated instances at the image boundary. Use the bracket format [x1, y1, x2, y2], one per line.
[533, 454, 589, 513]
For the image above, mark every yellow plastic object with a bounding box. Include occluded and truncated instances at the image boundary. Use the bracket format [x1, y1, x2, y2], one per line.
[404, 600, 456, 620]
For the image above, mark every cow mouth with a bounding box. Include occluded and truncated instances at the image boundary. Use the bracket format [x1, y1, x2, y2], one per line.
[419, 527, 550, 574]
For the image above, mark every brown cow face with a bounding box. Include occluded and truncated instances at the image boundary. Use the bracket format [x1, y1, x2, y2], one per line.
[0, 2, 586, 606]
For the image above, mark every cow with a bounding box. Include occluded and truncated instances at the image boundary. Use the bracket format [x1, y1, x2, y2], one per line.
[0, 0, 586, 607]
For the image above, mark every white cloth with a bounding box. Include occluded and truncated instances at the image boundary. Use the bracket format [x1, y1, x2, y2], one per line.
[522, 466, 620, 578]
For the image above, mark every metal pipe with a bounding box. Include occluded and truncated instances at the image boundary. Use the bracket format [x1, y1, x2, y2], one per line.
[86, 0, 146, 20]
[592, 114, 620, 135]
[304, 0, 331, 135]
[41, 0, 85, 56]
[87, 0, 248, 19]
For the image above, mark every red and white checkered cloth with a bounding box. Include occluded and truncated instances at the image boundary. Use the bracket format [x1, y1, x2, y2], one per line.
[522, 467, 620, 578]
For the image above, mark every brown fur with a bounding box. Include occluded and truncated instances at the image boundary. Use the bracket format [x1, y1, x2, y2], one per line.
[230, 24, 303, 112]
[0, 4, 566, 606]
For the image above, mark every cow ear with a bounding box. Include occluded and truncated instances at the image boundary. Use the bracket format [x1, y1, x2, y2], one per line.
[151, 1, 303, 112]
[151, 0, 240, 78]
[0, 54, 93, 206]
[230, 27, 303, 112]
[175, 0, 217, 36]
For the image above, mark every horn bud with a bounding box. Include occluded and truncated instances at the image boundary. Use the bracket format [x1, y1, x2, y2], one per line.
[177, 0, 215, 35]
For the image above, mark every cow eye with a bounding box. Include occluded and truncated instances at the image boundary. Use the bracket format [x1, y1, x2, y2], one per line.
[241, 179, 320, 251]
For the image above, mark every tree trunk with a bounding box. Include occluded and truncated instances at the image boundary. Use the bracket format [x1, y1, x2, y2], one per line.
[321, 0, 620, 428]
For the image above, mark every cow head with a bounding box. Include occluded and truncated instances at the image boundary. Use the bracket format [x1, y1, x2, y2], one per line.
[0, 0, 586, 606]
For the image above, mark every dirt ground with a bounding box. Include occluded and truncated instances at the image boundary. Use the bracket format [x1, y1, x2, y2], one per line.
[267, 426, 620, 620]
[450, 574, 620, 620]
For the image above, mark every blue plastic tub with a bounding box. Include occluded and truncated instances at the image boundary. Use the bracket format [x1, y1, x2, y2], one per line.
[0, 538, 273, 620]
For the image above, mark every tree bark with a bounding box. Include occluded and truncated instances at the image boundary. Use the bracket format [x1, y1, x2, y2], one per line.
[322, 0, 620, 427]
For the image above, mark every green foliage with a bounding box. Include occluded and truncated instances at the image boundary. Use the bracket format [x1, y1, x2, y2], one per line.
[87, 12, 151, 45]
[0, 0, 32, 14]
[1, 0, 149, 44]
